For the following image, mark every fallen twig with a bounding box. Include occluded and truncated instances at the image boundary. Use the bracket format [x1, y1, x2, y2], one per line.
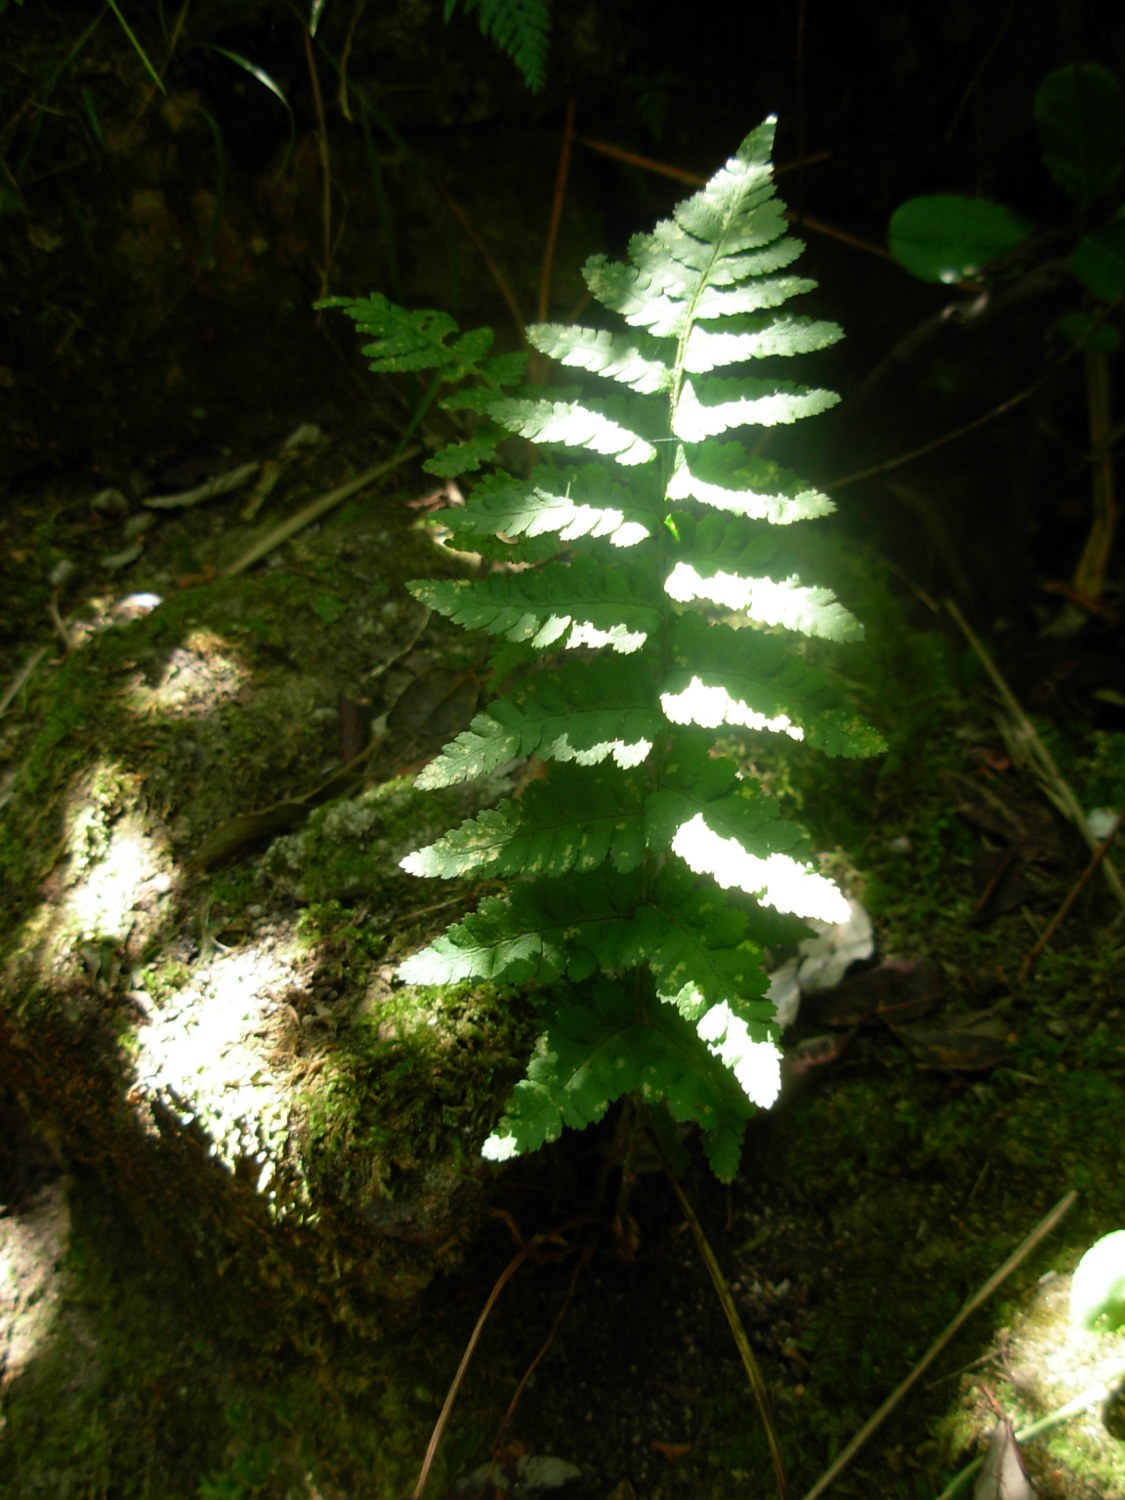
[650, 1123, 789, 1500]
[221, 446, 421, 578]
[802, 1189, 1077, 1500]
[1020, 803, 1125, 981]
[945, 599, 1125, 912]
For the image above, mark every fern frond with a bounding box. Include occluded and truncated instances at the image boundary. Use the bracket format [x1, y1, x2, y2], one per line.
[330, 117, 884, 1178]
[683, 314, 843, 372]
[482, 979, 767, 1180]
[489, 397, 656, 466]
[527, 325, 671, 394]
[444, 0, 551, 93]
[403, 764, 647, 880]
[667, 444, 834, 525]
[672, 376, 839, 442]
[663, 617, 885, 756]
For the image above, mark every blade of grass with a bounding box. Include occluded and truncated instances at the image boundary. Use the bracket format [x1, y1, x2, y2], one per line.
[105, 0, 166, 93]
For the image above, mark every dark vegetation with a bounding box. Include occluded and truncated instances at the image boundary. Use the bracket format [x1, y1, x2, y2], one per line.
[1, 4, 1124, 1499]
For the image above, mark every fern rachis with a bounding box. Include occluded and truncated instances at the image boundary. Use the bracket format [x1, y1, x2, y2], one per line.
[327, 117, 883, 1180]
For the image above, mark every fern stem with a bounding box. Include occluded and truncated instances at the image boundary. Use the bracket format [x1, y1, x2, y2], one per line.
[650, 1125, 790, 1500]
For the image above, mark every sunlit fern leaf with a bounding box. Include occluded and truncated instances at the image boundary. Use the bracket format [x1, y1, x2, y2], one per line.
[672, 376, 839, 442]
[331, 117, 885, 1180]
[411, 556, 661, 652]
[443, 465, 654, 550]
[415, 658, 663, 789]
[667, 444, 835, 524]
[489, 397, 656, 465]
[528, 325, 671, 394]
[683, 314, 843, 371]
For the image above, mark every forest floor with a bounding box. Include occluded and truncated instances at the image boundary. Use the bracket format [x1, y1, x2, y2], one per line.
[2, 405, 1125, 1500]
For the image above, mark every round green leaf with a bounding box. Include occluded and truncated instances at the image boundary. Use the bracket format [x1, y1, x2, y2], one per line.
[888, 195, 1033, 284]
[1035, 63, 1125, 206]
[1072, 221, 1125, 304]
[1053, 308, 1120, 353]
[1070, 1229, 1125, 1332]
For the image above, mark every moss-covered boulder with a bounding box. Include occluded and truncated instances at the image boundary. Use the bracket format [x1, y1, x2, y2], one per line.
[0, 502, 531, 1341]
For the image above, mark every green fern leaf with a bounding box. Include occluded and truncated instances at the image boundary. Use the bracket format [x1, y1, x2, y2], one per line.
[672, 376, 839, 442]
[527, 325, 671, 394]
[683, 313, 843, 372]
[415, 657, 663, 789]
[661, 616, 884, 756]
[443, 465, 654, 550]
[444, 0, 551, 93]
[330, 117, 884, 1177]
[483, 979, 773, 1181]
[667, 444, 834, 525]
[410, 555, 661, 653]
[403, 764, 648, 880]
[489, 397, 656, 466]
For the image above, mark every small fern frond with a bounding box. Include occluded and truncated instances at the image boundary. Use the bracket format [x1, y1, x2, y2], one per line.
[444, 0, 551, 94]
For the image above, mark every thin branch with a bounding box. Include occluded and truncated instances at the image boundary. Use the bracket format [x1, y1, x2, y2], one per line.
[221, 447, 420, 578]
[649, 1125, 789, 1500]
[802, 1190, 1077, 1500]
[1020, 804, 1125, 981]
[945, 599, 1125, 912]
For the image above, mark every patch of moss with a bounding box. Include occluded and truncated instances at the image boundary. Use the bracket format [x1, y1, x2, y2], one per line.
[301, 979, 533, 1207]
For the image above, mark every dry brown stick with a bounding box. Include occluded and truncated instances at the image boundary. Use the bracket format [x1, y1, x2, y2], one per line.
[409, 1218, 591, 1500]
[1020, 804, 1125, 981]
[221, 446, 421, 578]
[651, 1128, 789, 1500]
[802, 1190, 1078, 1500]
[945, 598, 1125, 911]
[538, 99, 575, 325]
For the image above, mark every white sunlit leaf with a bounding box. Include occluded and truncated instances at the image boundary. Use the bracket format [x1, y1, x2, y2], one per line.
[549, 733, 654, 769]
[666, 450, 833, 525]
[664, 563, 861, 641]
[660, 674, 804, 739]
[671, 813, 849, 922]
[696, 1002, 782, 1108]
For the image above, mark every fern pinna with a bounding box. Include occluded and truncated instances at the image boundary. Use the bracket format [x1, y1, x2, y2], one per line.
[327, 119, 883, 1179]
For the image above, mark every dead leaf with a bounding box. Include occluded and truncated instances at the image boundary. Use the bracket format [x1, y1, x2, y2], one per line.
[651, 1440, 691, 1463]
[890, 1012, 1014, 1071]
[973, 1417, 1037, 1499]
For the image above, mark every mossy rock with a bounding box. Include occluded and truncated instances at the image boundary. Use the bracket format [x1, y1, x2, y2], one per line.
[0, 506, 532, 1342]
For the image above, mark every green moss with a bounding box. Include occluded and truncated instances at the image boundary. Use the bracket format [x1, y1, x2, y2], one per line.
[302, 980, 533, 1205]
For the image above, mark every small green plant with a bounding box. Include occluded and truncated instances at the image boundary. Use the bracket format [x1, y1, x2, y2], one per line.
[328, 118, 883, 1179]
[888, 61, 1125, 598]
[889, 64, 1125, 297]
